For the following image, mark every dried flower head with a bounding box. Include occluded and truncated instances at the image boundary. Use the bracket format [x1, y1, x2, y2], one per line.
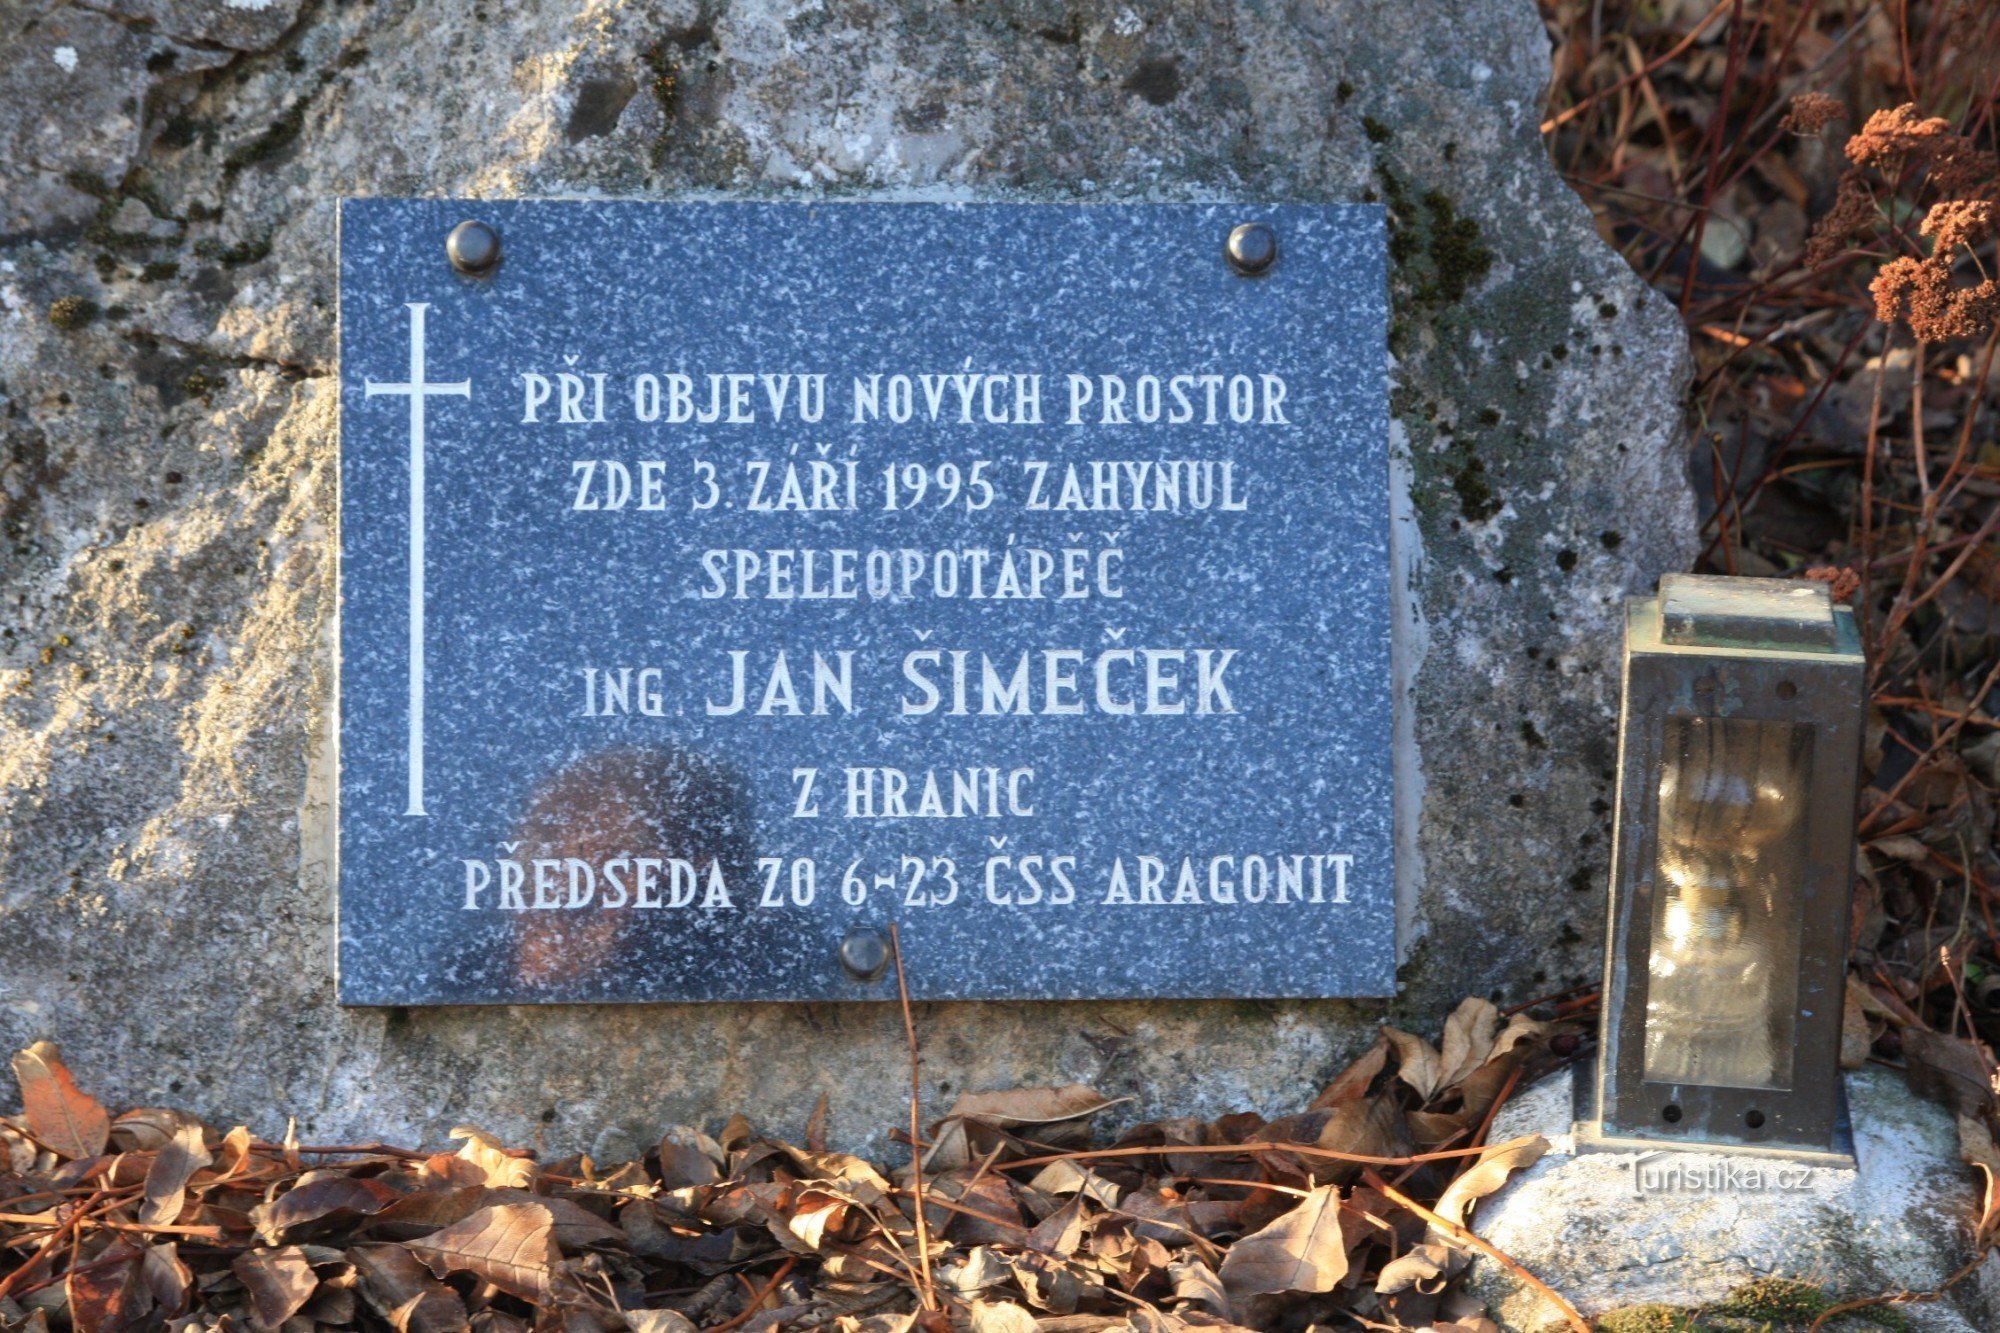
[1805, 172, 1876, 267]
[1843, 103, 1998, 199]
[1780, 92, 1846, 136]
[1845, 103, 1957, 169]
[1872, 254, 2000, 342]
[1803, 566, 1861, 605]
[1929, 145, 1999, 202]
[1922, 199, 1997, 253]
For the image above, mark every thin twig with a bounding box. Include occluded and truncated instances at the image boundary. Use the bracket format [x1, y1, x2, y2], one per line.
[889, 924, 937, 1314]
[998, 1135, 1544, 1173]
[1363, 1171, 1590, 1333]
[1808, 1246, 1993, 1333]
[704, 1256, 798, 1333]
[1540, 0, 1736, 133]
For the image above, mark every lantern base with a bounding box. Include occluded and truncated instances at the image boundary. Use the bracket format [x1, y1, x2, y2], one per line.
[1573, 1067, 1856, 1168]
[1467, 1066, 1997, 1332]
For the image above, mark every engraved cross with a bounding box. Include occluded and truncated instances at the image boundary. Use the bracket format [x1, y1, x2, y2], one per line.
[364, 302, 470, 818]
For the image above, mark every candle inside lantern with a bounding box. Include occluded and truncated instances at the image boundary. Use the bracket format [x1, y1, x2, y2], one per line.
[1644, 714, 1812, 1091]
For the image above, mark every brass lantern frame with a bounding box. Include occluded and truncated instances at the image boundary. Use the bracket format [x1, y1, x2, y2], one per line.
[1578, 575, 1865, 1164]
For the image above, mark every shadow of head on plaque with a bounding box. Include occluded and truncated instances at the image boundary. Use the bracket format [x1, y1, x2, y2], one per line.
[505, 747, 759, 997]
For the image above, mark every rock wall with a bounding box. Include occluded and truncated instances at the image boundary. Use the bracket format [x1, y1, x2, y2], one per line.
[0, 0, 1694, 1152]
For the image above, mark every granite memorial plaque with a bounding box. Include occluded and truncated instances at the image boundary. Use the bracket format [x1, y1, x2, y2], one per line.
[338, 200, 1393, 1004]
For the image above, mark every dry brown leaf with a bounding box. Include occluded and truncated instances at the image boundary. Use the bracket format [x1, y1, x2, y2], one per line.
[921, 1119, 977, 1172]
[252, 1173, 399, 1243]
[1436, 998, 1501, 1090]
[804, 1092, 830, 1154]
[657, 1125, 724, 1188]
[351, 1242, 472, 1333]
[1903, 1027, 1996, 1116]
[368, 1185, 496, 1237]
[1027, 1158, 1122, 1206]
[12, 1041, 109, 1162]
[624, 1312, 698, 1333]
[1126, 1306, 1260, 1333]
[502, 1189, 625, 1249]
[212, 1124, 255, 1180]
[1490, 1014, 1553, 1062]
[1166, 1257, 1228, 1314]
[944, 1085, 1130, 1130]
[109, 1107, 202, 1153]
[926, 1087, 1130, 1167]
[785, 1193, 848, 1250]
[140, 1242, 191, 1320]
[1842, 976, 1875, 1070]
[451, 1126, 536, 1188]
[406, 1202, 559, 1304]
[67, 1241, 146, 1333]
[1309, 1037, 1389, 1109]
[1373, 1238, 1458, 1294]
[1014, 1253, 1083, 1315]
[233, 1247, 319, 1330]
[1432, 1135, 1547, 1231]
[1025, 1194, 1087, 1258]
[1870, 834, 1929, 863]
[935, 1169, 1029, 1246]
[469, 1312, 530, 1333]
[1381, 1027, 1442, 1101]
[1214, 1184, 1348, 1312]
[373, 1185, 623, 1250]
[1957, 1114, 2000, 1177]
[0, 1119, 37, 1173]
[939, 1245, 1013, 1296]
[776, 1142, 893, 1191]
[1406, 1110, 1469, 1149]
[967, 1301, 1039, 1333]
[139, 1117, 212, 1227]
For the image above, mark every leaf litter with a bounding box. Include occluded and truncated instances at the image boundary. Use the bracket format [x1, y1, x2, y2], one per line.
[0, 1001, 1584, 1333]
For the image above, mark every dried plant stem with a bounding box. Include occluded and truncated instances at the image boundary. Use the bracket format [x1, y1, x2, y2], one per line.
[1862, 651, 2000, 833]
[1000, 1134, 1544, 1173]
[1363, 1171, 1590, 1333]
[1808, 1246, 1993, 1333]
[705, 1256, 797, 1333]
[1469, 1064, 1526, 1150]
[0, 1214, 82, 1301]
[1186, 1176, 1312, 1198]
[0, 1212, 222, 1239]
[1540, 0, 1736, 133]
[1500, 980, 1597, 1017]
[0, 1190, 125, 1304]
[889, 924, 937, 1313]
[889, 1186, 1024, 1234]
[249, 1142, 430, 1160]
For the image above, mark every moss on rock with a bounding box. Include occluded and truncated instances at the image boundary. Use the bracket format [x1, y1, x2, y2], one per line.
[48, 296, 99, 331]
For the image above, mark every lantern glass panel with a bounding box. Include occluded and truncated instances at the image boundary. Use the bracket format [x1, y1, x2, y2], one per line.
[1643, 714, 1813, 1092]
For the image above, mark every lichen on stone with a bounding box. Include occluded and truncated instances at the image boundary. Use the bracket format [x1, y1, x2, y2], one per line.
[47, 296, 99, 331]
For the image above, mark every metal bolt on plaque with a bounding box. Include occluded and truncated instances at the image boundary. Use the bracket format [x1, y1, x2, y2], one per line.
[446, 220, 501, 276]
[1225, 222, 1277, 276]
[838, 927, 891, 983]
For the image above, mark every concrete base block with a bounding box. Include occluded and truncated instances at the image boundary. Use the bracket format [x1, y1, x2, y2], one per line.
[1465, 1066, 1999, 1330]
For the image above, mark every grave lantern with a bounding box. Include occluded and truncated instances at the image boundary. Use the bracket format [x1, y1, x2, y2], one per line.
[1580, 574, 1865, 1162]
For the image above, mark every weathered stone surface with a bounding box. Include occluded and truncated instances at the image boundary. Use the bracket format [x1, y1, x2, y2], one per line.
[99, 0, 310, 54]
[1467, 1068, 2000, 1330]
[0, 0, 1693, 1152]
[0, 5, 231, 235]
